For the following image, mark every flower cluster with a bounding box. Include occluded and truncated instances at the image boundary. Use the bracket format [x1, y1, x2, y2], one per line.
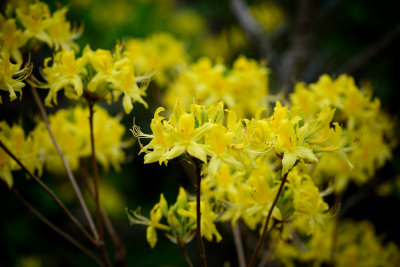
[0, 121, 44, 188]
[1, 1, 81, 64]
[131, 96, 352, 247]
[0, 105, 129, 188]
[127, 187, 221, 248]
[269, 219, 400, 267]
[124, 33, 188, 87]
[199, 26, 248, 61]
[34, 105, 130, 173]
[40, 45, 150, 114]
[290, 74, 396, 191]
[165, 56, 269, 118]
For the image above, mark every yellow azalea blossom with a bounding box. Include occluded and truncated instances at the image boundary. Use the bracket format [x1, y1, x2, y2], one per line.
[128, 188, 202, 248]
[199, 26, 247, 61]
[204, 125, 244, 176]
[288, 171, 330, 235]
[42, 50, 87, 106]
[147, 204, 164, 248]
[34, 105, 129, 173]
[0, 19, 28, 64]
[46, 7, 82, 51]
[112, 64, 149, 114]
[290, 74, 395, 192]
[124, 33, 187, 87]
[39, 45, 149, 113]
[0, 121, 44, 188]
[162, 112, 212, 162]
[0, 50, 32, 103]
[136, 100, 215, 164]
[178, 200, 222, 242]
[336, 221, 400, 267]
[165, 56, 269, 118]
[276, 119, 318, 176]
[14, 1, 80, 51]
[86, 47, 122, 92]
[134, 107, 170, 164]
[16, 1, 54, 47]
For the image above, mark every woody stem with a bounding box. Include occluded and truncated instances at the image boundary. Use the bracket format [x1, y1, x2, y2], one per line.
[247, 171, 289, 267]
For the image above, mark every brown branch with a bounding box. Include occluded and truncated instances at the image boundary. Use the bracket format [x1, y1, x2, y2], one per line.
[258, 222, 283, 267]
[232, 222, 246, 267]
[330, 192, 343, 265]
[178, 238, 195, 267]
[230, 0, 276, 62]
[80, 160, 127, 267]
[247, 171, 289, 267]
[0, 140, 97, 245]
[278, 0, 317, 94]
[30, 86, 99, 241]
[195, 163, 207, 267]
[12, 190, 104, 267]
[338, 23, 400, 74]
[88, 101, 112, 267]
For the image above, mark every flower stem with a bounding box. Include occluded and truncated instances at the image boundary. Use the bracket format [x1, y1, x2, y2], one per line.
[12, 189, 104, 267]
[178, 238, 194, 267]
[330, 192, 343, 265]
[232, 223, 246, 267]
[30, 86, 99, 241]
[88, 100, 111, 267]
[247, 171, 289, 267]
[0, 140, 96, 245]
[80, 160, 127, 267]
[195, 163, 207, 267]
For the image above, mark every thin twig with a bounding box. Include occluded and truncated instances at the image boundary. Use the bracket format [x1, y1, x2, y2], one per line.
[247, 171, 289, 267]
[258, 222, 282, 267]
[330, 192, 343, 265]
[0, 140, 96, 245]
[88, 101, 112, 267]
[30, 86, 99, 241]
[230, 0, 275, 63]
[178, 238, 195, 267]
[232, 222, 246, 267]
[278, 0, 316, 94]
[338, 23, 400, 74]
[80, 160, 127, 267]
[11, 190, 104, 267]
[195, 163, 207, 267]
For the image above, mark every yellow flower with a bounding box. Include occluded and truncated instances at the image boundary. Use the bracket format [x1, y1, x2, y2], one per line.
[0, 19, 28, 64]
[0, 50, 32, 103]
[16, 1, 53, 47]
[290, 74, 395, 192]
[42, 50, 87, 106]
[165, 55, 269, 118]
[0, 121, 44, 188]
[137, 100, 214, 164]
[204, 125, 243, 176]
[35, 105, 129, 173]
[124, 33, 187, 87]
[276, 119, 318, 176]
[178, 200, 222, 242]
[112, 65, 149, 114]
[163, 112, 212, 162]
[46, 7, 82, 51]
[40, 45, 149, 113]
